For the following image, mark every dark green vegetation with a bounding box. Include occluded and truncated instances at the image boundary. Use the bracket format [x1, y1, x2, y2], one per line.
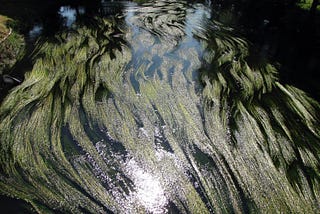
[0, 0, 320, 213]
[0, 15, 25, 76]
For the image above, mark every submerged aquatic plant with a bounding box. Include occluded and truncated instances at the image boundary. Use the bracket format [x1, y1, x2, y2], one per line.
[0, 0, 320, 213]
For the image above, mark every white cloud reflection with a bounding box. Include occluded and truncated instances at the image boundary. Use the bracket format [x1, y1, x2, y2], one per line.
[59, 6, 76, 27]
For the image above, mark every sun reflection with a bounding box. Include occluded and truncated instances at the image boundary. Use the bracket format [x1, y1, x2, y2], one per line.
[125, 159, 167, 213]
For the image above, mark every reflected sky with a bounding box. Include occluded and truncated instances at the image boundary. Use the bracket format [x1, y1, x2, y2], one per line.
[123, 0, 210, 92]
[59, 6, 77, 27]
[28, 24, 43, 39]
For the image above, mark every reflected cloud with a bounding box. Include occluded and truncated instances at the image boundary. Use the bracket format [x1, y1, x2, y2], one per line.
[59, 6, 77, 27]
[28, 24, 43, 39]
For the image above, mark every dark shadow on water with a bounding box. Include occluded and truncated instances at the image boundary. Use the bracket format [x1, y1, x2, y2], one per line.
[0, 195, 35, 213]
[210, 0, 320, 101]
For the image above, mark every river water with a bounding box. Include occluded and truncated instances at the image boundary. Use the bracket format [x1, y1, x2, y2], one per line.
[0, 0, 320, 213]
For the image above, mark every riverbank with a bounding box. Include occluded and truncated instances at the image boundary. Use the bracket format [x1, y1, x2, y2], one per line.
[0, 16, 11, 42]
[0, 15, 25, 73]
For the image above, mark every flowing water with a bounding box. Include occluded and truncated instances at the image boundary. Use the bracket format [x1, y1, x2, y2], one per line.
[1, 0, 320, 213]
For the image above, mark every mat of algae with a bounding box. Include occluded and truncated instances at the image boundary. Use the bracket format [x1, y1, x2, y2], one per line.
[1, 0, 320, 213]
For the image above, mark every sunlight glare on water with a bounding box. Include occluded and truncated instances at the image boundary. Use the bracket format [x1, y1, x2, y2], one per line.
[125, 159, 168, 213]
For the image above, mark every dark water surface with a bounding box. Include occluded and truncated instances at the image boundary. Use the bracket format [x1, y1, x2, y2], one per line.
[0, 0, 320, 213]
